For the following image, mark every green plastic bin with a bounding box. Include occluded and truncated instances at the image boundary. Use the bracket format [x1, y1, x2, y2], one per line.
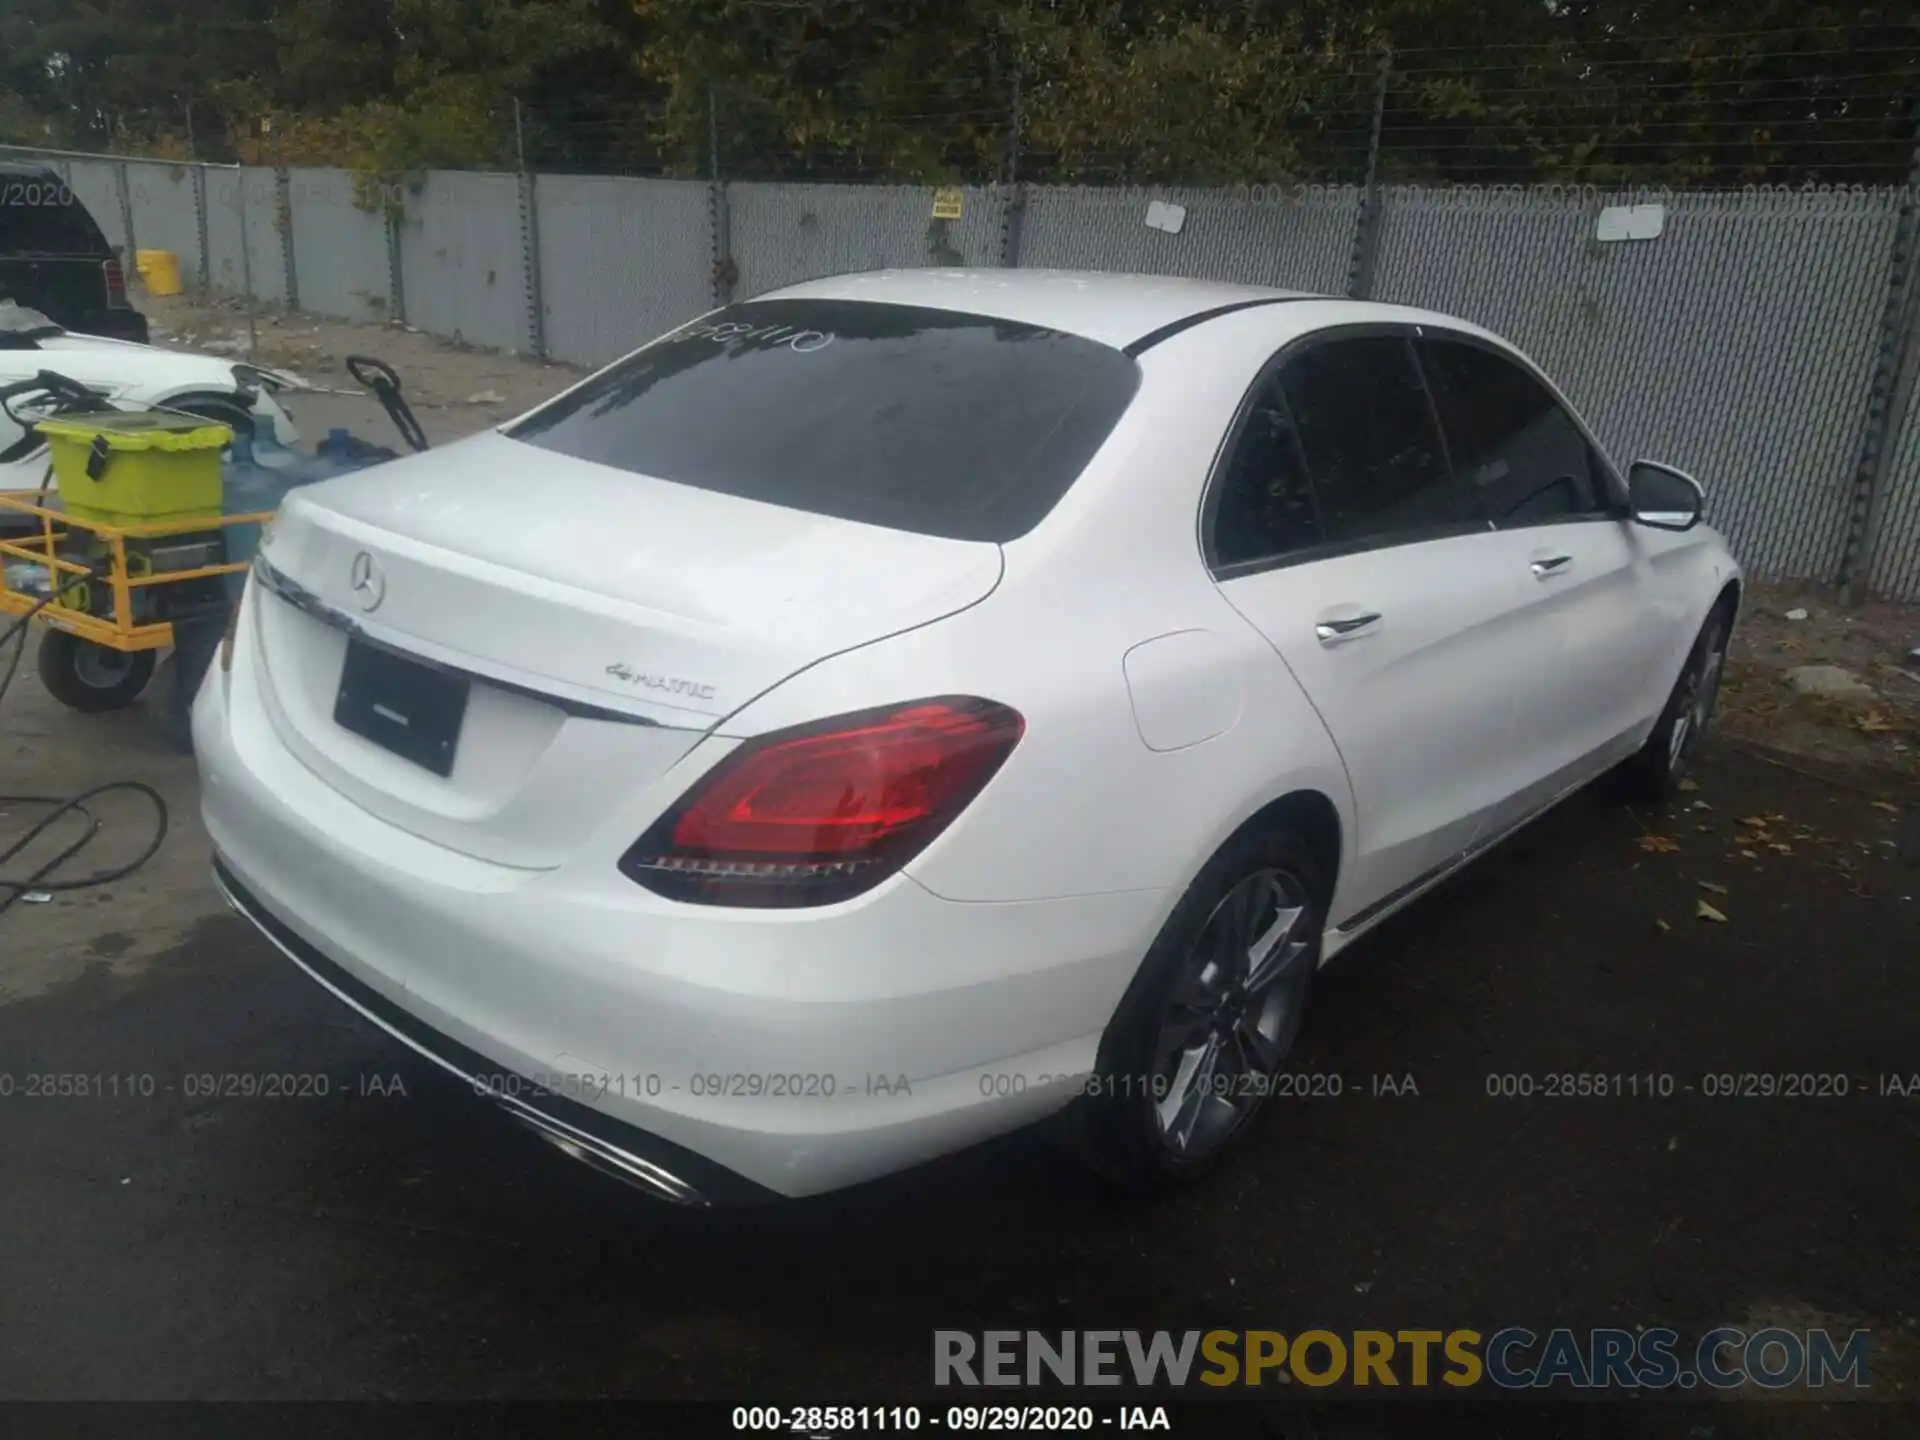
[37, 412, 231, 522]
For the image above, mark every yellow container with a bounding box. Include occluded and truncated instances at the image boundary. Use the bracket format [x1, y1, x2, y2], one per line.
[135, 248, 183, 296]
[36, 412, 231, 521]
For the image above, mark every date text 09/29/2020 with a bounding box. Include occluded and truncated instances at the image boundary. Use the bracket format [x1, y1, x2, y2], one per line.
[454, 1070, 1425, 1104]
[730, 1405, 1173, 1433]
[7, 1071, 1917, 1103]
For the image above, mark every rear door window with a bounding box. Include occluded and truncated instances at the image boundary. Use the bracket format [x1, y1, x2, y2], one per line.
[0, 179, 110, 256]
[1277, 334, 1479, 546]
[1209, 374, 1320, 568]
[508, 299, 1141, 543]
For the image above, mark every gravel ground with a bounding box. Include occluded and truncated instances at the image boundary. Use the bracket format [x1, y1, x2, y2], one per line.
[1720, 581, 1920, 782]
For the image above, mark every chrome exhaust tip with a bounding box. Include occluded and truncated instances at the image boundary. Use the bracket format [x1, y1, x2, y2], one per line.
[214, 857, 727, 1209]
[500, 1098, 709, 1207]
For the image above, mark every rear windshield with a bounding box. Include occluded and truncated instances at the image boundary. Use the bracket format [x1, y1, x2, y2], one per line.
[507, 298, 1140, 542]
[0, 175, 110, 256]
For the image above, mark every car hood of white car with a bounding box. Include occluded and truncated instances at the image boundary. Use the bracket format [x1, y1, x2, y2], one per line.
[26, 329, 304, 395]
[0, 318, 304, 458]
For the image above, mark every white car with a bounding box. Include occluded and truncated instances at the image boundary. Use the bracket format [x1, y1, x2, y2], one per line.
[194, 269, 1742, 1203]
[0, 301, 300, 475]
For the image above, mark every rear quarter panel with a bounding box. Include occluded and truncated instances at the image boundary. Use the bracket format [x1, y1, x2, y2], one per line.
[718, 314, 1357, 910]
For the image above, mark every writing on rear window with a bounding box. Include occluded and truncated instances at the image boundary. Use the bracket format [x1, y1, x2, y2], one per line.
[507, 298, 1141, 544]
[669, 318, 833, 353]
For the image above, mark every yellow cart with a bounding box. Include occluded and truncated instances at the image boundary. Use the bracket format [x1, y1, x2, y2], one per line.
[0, 492, 272, 710]
[2, 359, 427, 722]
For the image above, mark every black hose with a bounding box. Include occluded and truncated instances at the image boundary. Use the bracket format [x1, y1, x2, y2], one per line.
[0, 783, 170, 918]
[345, 355, 430, 454]
[0, 567, 172, 918]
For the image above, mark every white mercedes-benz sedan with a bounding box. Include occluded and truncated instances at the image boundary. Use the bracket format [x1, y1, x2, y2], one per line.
[194, 269, 1742, 1203]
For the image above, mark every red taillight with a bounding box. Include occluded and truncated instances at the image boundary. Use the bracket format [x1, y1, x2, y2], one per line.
[621, 697, 1025, 907]
[103, 256, 128, 305]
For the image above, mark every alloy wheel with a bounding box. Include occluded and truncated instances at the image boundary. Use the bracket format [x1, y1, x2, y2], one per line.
[1150, 867, 1314, 1159]
[1668, 620, 1727, 773]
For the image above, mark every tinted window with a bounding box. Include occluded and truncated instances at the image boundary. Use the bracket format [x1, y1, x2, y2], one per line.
[1211, 374, 1319, 567]
[0, 177, 109, 256]
[1278, 336, 1472, 545]
[508, 299, 1140, 543]
[1418, 337, 1609, 526]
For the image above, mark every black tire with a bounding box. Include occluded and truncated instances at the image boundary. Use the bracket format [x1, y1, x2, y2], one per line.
[1620, 601, 1732, 800]
[1067, 825, 1327, 1192]
[37, 630, 156, 712]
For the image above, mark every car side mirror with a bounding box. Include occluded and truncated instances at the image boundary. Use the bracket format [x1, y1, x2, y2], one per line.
[1627, 460, 1704, 532]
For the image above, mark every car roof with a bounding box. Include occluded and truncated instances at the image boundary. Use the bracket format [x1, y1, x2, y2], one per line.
[763, 268, 1328, 350]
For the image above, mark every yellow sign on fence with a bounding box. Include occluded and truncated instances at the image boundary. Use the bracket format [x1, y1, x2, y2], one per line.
[931, 188, 965, 220]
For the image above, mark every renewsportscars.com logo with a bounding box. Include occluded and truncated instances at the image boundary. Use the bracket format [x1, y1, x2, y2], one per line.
[933, 1327, 1872, 1391]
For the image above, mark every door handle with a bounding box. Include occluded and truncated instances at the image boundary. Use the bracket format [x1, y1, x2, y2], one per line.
[1314, 612, 1382, 645]
[1530, 554, 1573, 578]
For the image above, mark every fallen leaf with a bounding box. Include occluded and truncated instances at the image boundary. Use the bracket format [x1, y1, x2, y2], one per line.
[1654, 919, 1671, 933]
[1699, 880, 1728, 894]
[1696, 899, 1728, 923]
[1667, 1136, 1680, 1151]
[1871, 800, 1901, 814]
[1695, 824, 1713, 832]
[1857, 711, 1897, 734]
[1741, 850, 1759, 859]
[1769, 842, 1792, 854]
[1740, 816, 1770, 828]
[1678, 778, 1700, 793]
[1637, 835, 1682, 853]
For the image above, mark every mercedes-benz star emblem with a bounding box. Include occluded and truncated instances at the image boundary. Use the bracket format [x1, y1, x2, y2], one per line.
[349, 551, 386, 612]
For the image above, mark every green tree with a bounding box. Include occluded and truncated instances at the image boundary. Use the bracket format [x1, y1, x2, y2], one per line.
[1, 0, 1913, 184]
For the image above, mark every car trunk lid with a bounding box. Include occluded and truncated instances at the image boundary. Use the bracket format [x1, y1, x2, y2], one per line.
[247, 430, 1004, 868]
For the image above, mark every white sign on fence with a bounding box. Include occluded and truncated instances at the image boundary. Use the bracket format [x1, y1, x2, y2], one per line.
[1595, 203, 1666, 241]
[1144, 199, 1187, 234]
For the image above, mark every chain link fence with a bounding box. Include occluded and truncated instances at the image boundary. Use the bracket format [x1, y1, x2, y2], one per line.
[4, 141, 1919, 601]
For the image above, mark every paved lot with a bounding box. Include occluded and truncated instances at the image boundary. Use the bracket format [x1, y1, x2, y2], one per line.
[2, 713, 1916, 1430]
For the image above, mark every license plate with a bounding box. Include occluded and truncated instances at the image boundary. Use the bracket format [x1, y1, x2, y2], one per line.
[333, 637, 469, 777]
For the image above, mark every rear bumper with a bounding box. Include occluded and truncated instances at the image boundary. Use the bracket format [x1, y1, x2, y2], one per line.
[212, 858, 771, 1206]
[192, 626, 1166, 1199]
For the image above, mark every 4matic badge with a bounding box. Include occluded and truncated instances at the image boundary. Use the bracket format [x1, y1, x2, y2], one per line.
[605, 663, 716, 702]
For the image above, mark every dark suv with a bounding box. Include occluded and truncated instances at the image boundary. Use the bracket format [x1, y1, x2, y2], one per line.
[0, 162, 150, 344]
